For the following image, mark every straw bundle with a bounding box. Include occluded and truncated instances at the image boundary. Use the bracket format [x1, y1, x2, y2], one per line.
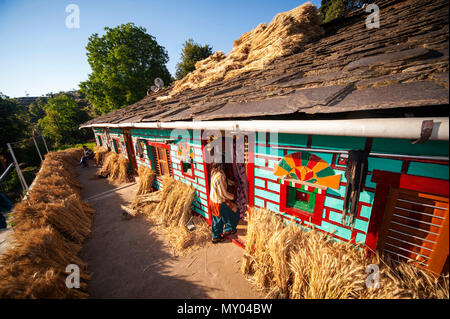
[242, 208, 449, 299]
[0, 148, 95, 298]
[133, 176, 210, 256]
[97, 151, 132, 184]
[135, 166, 155, 196]
[0, 226, 89, 299]
[94, 146, 109, 166]
[159, 2, 324, 99]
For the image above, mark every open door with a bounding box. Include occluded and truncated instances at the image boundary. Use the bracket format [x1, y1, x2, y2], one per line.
[122, 129, 138, 175]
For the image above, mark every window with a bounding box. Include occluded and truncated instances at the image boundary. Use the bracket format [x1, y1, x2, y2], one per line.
[112, 139, 119, 153]
[97, 135, 103, 146]
[148, 143, 173, 177]
[279, 179, 326, 226]
[177, 141, 195, 179]
[181, 158, 195, 179]
[287, 186, 315, 214]
[135, 139, 145, 159]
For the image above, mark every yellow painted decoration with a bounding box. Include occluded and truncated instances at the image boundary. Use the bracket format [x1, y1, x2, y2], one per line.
[273, 151, 342, 190]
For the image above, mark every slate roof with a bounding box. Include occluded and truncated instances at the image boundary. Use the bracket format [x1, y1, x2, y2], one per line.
[81, 0, 449, 127]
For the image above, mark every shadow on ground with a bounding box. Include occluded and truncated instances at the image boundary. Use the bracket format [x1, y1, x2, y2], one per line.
[77, 166, 217, 298]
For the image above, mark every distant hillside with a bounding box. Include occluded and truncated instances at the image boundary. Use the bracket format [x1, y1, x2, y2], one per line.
[15, 96, 46, 107]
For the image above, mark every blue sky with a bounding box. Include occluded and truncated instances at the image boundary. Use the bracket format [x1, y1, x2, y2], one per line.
[0, 0, 320, 98]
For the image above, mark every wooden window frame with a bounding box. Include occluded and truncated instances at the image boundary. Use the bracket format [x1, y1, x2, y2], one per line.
[180, 158, 195, 179]
[135, 139, 146, 159]
[279, 180, 325, 226]
[148, 141, 172, 177]
[96, 135, 103, 147]
[112, 138, 120, 153]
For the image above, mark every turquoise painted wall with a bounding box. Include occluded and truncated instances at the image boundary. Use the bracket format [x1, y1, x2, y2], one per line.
[94, 126, 448, 246]
[253, 131, 449, 244]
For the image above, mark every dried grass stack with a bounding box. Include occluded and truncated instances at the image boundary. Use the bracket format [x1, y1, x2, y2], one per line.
[94, 146, 109, 166]
[136, 166, 155, 196]
[158, 2, 324, 99]
[242, 208, 449, 299]
[0, 148, 95, 299]
[97, 151, 132, 184]
[137, 176, 210, 256]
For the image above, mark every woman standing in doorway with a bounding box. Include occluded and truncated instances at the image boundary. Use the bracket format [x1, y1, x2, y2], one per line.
[208, 161, 238, 243]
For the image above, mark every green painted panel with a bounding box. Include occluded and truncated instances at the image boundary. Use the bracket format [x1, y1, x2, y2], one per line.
[254, 168, 278, 181]
[324, 196, 344, 210]
[359, 191, 375, 205]
[353, 218, 369, 233]
[326, 185, 346, 198]
[277, 133, 309, 147]
[267, 181, 281, 192]
[254, 188, 280, 202]
[372, 138, 449, 157]
[359, 205, 372, 219]
[255, 178, 265, 188]
[287, 186, 316, 213]
[311, 135, 366, 151]
[254, 197, 265, 208]
[266, 201, 281, 213]
[408, 162, 449, 180]
[368, 157, 403, 173]
[316, 166, 335, 178]
[355, 233, 366, 244]
[319, 221, 352, 241]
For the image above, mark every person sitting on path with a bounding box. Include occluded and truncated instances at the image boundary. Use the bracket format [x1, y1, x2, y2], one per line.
[80, 145, 95, 168]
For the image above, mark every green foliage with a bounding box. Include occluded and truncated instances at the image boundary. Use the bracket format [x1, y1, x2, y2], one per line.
[175, 39, 213, 80]
[55, 142, 96, 152]
[0, 97, 30, 163]
[38, 94, 90, 146]
[80, 23, 172, 114]
[27, 96, 47, 123]
[0, 166, 38, 204]
[319, 0, 370, 23]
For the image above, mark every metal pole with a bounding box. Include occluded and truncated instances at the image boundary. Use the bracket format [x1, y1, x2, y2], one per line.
[41, 134, 49, 153]
[0, 163, 14, 182]
[32, 135, 43, 161]
[0, 163, 14, 183]
[7, 143, 28, 192]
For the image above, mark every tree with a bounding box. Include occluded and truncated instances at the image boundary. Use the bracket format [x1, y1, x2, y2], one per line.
[80, 23, 172, 114]
[0, 97, 30, 166]
[27, 96, 47, 123]
[320, 0, 371, 24]
[175, 39, 213, 80]
[38, 94, 90, 146]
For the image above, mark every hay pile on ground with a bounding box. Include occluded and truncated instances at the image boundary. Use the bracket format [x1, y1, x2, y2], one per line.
[0, 148, 95, 298]
[158, 2, 323, 99]
[94, 146, 109, 166]
[242, 208, 449, 299]
[97, 151, 132, 184]
[135, 166, 155, 196]
[131, 176, 210, 256]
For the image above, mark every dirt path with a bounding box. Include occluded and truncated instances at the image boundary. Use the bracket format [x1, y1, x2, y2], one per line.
[78, 166, 260, 299]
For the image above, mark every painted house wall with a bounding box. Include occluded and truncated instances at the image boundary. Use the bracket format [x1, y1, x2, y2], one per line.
[92, 126, 449, 249]
[129, 128, 210, 222]
[252, 132, 449, 246]
[93, 128, 127, 157]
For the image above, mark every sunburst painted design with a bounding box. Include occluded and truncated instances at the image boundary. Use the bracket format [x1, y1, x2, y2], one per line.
[273, 151, 341, 190]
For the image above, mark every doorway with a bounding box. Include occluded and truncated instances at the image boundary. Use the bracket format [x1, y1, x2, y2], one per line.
[122, 129, 138, 175]
[203, 132, 252, 247]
